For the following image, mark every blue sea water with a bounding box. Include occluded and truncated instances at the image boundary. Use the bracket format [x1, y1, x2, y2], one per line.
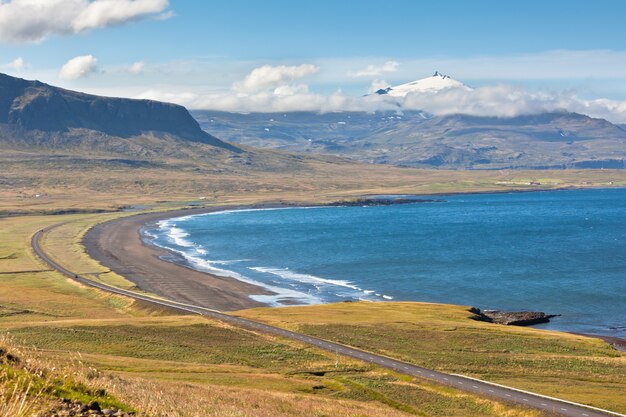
[145, 188, 626, 337]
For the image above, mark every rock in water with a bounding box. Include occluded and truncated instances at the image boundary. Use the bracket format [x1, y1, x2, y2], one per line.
[470, 307, 559, 326]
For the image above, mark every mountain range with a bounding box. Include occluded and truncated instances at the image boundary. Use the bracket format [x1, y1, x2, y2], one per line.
[194, 73, 626, 169]
[2, 71, 625, 170]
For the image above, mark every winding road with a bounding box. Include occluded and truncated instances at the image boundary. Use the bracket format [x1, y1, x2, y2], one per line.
[31, 224, 623, 417]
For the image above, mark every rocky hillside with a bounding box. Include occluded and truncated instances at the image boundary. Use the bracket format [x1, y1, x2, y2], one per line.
[194, 110, 626, 169]
[0, 72, 239, 155]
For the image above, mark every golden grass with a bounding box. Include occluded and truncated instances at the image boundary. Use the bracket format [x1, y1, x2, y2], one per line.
[0, 334, 130, 417]
[98, 376, 416, 417]
[2, 146, 626, 215]
[0, 215, 68, 274]
[236, 302, 626, 413]
[0, 370, 46, 417]
[3, 313, 548, 417]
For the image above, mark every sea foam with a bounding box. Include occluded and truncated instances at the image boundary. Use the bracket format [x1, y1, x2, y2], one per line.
[250, 266, 392, 300]
[145, 221, 323, 307]
[146, 206, 393, 307]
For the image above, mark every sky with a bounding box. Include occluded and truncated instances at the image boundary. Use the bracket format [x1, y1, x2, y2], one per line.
[2, 0, 626, 121]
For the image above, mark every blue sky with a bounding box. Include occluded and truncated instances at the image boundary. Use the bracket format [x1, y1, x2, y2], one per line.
[166, 1, 626, 58]
[1, 0, 626, 120]
[6, 1, 626, 61]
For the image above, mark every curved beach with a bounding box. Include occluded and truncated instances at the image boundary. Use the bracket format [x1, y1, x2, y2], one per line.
[82, 197, 430, 311]
[83, 206, 280, 311]
[84, 201, 626, 352]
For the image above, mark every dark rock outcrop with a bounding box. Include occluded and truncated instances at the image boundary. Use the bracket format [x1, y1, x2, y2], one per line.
[470, 307, 559, 326]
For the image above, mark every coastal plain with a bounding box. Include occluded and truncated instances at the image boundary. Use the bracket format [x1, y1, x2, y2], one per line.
[1, 157, 626, 416]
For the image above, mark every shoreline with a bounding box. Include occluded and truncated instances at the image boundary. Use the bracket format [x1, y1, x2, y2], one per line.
[84, 203, 293, 311]
[83, 198, 417, 311]
[362, 184, 625, 199]
[83, 192, 626, 350]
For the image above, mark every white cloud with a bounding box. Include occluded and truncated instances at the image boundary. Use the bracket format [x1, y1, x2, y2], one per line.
[397, 84, 566, 117]
[575, 98, 626, 123]
[72, 0, 169, 32]
[2, 57, 29, 71]
[155, 10, 174, 20]
[349, 60, 399, 77]
[233, 64, 319, 93]
[368, 79, 391, 94]
[0, 0, 170, 43]
[59, 55, 98, 80]
[128, 61, 145, 74]
[136, 88, 397, 114]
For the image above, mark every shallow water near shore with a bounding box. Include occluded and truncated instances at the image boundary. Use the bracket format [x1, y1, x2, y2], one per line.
[146, 188, 626, 337]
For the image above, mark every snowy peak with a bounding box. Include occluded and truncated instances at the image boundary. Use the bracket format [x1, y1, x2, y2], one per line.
[377, 72, 471, 97]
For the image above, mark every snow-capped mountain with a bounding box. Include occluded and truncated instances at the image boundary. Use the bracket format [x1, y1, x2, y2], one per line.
[376, 71, 471, 97]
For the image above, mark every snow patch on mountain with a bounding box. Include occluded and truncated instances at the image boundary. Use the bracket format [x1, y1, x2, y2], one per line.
[377, 71, 472, 97]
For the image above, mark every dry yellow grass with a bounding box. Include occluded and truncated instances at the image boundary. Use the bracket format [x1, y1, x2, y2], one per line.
[0, 372, 46, 417]
[2, 146, 626, 215]
[237, 302, 626, 413]
[99, 376, 416, 417]
[2, 317, 546, 417]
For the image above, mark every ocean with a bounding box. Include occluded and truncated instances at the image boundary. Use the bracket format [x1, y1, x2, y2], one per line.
[144, 188, 626, 337]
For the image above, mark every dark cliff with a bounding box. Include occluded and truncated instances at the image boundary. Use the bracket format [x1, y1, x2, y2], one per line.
[0, 72, 238, 152]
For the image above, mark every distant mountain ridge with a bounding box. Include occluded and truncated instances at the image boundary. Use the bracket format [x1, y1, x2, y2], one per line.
[0, 72, 238, 153]
[194, 109, 626, 169]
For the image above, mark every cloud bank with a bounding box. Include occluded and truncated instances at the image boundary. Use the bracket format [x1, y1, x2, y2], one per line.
[137, 81, 626, 124]
[59, 55, 98, 79]
[0, 0, 170, 43]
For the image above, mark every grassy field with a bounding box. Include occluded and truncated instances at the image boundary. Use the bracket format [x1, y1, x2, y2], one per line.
[3, 149, 626, 215]
[236, 302, 626, 413]
[40, 214, 141, 290]
[4, 315, 545, 417]
[0, 214, 142, 320]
